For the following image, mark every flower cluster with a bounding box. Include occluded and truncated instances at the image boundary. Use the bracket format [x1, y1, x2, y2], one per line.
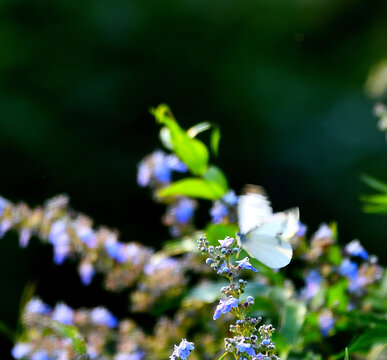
[0, 194, 155, 291]
[298, 224, 383, 337]
[198, 236, 280, 360]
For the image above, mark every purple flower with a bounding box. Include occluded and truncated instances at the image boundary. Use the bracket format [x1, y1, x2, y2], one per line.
[11, 343, 31, 359]
[170, 339, 194, 360]
[115, 351, 145, 360]
[144, 257, 178, 275]
[0, 197, 6, 217]
[235, 339, 256, 356]
[79, 261, 95, 285]
[26, 298, 50, 315]
[213, 297, 240, 320]
[0, 219, 12, 238]
[31, 350, 51, 360]
[210, 202, 228, 224]
[19, 228, 31, 248]
[304, 270, 322, 299]
[339, 258, 358, 279]
[91, 307, 117, 328]
[236, 257, 258, 272]
[52, 303, 74, 325]
[77, 227, 97, 248]
[345, 240, 368, 260]
[218, 237, 234, 248]
[318, 310, 335, 337]
[313, 223, 332, 239]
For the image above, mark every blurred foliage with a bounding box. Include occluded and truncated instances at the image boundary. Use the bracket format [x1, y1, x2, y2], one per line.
[1, 0, 387, 357]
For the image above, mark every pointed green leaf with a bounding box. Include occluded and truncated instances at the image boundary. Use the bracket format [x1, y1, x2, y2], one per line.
[152, 104, 209, 175]
[279, 300, 306, 345]
[211, 125, 221, 156]
[344, 348, 349, 360]
[362, 174, 387, 193]
[218, 352, 229, 360]
[203, 166, 228, 193]
[158, 178, 227, 200]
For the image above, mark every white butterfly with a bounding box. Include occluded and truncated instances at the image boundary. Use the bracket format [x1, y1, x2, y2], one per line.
[237, 185, 299, 269]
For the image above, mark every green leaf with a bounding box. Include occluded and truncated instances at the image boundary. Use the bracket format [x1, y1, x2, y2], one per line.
[205, 223, 238, 245]
[327, 245, 342, 265]
[203, 166, 228, 193]
[186, 281, 229, 303]
[279, 300, 307, 345]
[218, 352, 229, 360]
[152, 104, 209, 175]
[362, 174, 387, 193]
[211, 125, 221, 156]
[333, 328, 387, 359]
[327, 279, 348, 311]
[344, 348, 349, 360]
[50, 322, 88, 356]
[158, 178, 226, 200]
[163, 236, 198, 255]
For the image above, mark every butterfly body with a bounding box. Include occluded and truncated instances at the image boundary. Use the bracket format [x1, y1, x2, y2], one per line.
[237, 185, 299, 269]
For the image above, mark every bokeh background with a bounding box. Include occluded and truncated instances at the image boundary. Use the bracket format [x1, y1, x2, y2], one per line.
[1, 0, 387, 356]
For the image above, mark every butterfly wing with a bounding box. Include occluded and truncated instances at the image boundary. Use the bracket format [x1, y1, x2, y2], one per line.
[243, 229, 293, 269]
[238, 185, 272, 234]
[242, 208, 299, 269]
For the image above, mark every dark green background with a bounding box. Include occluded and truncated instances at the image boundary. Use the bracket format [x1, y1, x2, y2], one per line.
[1, 0, 387, 356]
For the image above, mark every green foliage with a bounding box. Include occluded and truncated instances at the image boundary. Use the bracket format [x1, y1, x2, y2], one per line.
[152, 104, 209, 176]
[361, 174, 387, 213]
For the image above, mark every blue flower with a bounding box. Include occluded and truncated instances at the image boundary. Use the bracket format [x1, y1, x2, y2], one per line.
[170, 338, 194, 360]
[296, 222, 307, 237]
[91, 307, 117, 328]
[339, 258, 358, 279]
[49, 221, 71, 265]
[11, 343, 31, 359]
[318, 310, 335, 337]
[210, 191, 238, 224]
[137, 151, 187, 187]
[79, 261, 95, 285]
[348, 275, 367, 294]
[236, 257, 258, 272]
[175, 198, 195, 225]
[213, 297, 240, 320]
[235, 339, 256, 356]
[52, 302, 74, 325]
[345, 240, 368, 260]
[105, 240, 128, 263]
[26, 298, 50, 315]
[31, 350, 52, 360]
[304, 270, 322, 299]
[218, 237, 234, 248]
